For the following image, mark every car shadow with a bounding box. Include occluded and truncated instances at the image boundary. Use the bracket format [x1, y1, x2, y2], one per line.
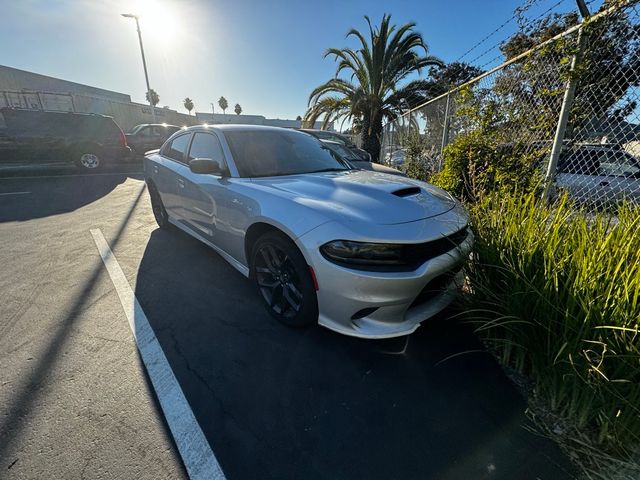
[133, 228, 577, 480]
[0, 167, 141, 223]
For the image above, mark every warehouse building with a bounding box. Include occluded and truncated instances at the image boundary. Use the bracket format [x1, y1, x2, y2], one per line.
[0, 65, 331, 131]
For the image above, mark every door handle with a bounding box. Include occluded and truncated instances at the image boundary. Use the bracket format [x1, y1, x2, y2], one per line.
[177, 178, 185, 188]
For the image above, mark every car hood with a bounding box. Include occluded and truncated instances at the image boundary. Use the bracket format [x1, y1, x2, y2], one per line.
[250, 169, 457, 225]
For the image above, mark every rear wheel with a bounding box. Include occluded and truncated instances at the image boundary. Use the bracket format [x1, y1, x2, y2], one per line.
[251, 231, 318, 327]
[147, 181, 171, 229]
[75, 146, 103, 171]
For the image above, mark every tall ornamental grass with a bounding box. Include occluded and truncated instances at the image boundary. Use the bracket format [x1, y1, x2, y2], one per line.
[466, 193, 640, 461]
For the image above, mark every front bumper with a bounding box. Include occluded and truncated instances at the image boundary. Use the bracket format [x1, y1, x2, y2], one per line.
[297, 209, 473, 339]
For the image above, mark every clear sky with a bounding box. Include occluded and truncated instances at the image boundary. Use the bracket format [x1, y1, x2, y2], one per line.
[1, 0, 598, 119]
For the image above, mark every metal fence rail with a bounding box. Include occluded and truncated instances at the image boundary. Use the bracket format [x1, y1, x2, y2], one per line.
[0, 89, 199, 131]
[381, 0, 640, 209]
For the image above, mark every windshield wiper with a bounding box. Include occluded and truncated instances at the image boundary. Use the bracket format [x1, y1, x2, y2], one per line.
[307, 167, 350, 173]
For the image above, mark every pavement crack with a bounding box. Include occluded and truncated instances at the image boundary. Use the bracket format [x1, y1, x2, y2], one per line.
[159, 323, 269, 447]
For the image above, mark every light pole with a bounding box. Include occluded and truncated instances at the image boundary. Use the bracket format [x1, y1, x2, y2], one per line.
[121, 13, 156, 122]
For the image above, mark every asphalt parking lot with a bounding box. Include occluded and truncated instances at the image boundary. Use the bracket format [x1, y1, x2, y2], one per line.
[0, 167, 578, 479]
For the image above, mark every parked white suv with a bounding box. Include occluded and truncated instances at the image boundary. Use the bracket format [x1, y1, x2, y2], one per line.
[555, 144, 640, 207]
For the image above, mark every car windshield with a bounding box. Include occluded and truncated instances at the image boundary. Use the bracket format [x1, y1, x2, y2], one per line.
[312, 130, 353, 146]
[224, 130, 351, 177]
[129, 124, 145, 134]
[323, 142, 359, 161]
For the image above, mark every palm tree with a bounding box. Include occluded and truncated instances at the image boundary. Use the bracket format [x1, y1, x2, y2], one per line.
[146, 89, 160, 107]
[304, 14, 443, 160]
[183, 97, 194, 115]
[218, 96, 228, 114]
[234, 103, 242, 115]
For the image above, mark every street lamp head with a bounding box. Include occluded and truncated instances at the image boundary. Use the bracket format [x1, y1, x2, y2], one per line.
[121, 13, 138, 19]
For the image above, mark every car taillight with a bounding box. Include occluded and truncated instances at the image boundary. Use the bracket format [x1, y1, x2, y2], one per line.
[118, 129, 127, 147]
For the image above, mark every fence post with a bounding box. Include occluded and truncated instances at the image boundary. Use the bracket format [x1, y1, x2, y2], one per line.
[439, 93, 451, 170]
[542, 22, 587, 200]
[440, 93, 451, 155]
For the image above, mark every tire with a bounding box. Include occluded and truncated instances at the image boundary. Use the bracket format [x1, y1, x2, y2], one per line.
[75, 145, 103, 171]
[251, 231, 318, 327]
[147, 181, 171, 230]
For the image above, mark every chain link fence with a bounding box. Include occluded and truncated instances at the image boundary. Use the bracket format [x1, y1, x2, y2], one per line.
[381, 0, 640, 210]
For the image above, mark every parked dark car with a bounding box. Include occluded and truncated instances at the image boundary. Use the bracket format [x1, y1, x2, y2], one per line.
[321, 140, 405, 176]
[0, 107, 131, 170]
[126, 123, 181, 155]
[299, 129, 371, 161]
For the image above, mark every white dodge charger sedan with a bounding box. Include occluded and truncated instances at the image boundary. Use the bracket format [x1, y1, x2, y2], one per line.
[144, 125, 473, 338]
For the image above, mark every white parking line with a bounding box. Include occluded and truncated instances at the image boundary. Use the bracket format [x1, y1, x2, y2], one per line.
[0, 191, 31, 196]
[0, 172, 143, 180]
[90, 228, 226, 480]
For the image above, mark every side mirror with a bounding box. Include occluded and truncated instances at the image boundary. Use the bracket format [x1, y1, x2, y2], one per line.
[189, 157, 225, 176]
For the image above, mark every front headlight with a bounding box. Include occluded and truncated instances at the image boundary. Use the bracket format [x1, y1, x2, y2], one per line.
[320, 240, 404, 266]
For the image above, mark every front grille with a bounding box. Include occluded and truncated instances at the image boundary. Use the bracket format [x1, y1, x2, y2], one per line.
[409, 265, 463, 309]
[401, 227, 468, 268]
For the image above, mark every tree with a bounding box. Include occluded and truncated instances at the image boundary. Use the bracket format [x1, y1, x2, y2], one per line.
[425, 62, 484, 96]
[304, 14, 443, 161]
[497, 4, 640, 140]
[417, 61, 485, 147]
[218, 96, 228, 114]
[183, 97, 194, 115]
[296, 115, 302, 121]
[146, 89, 160, 107]
[234, 103, 242, 115]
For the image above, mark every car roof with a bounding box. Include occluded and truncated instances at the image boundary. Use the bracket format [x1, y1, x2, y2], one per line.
[185, 124, 309, 134]
[299, 128, 343, 136]
[134, 123, 180, 128]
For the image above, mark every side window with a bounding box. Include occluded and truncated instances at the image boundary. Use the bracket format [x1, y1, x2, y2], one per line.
[161, 133, 191, 163]
[598, 150, 640, 177]
[187, 132, 226, 164]
[139, 126, 152, 137]
[562, 150, 599, 175]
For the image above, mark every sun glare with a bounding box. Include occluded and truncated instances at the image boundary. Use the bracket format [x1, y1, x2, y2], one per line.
[123, 0, 181, 45]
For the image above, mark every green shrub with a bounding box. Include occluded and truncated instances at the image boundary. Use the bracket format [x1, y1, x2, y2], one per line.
[466, 192, 640, 467]
[402, 132, 438, 182]
[430, 86, 546, 201]
[431, 128, 544, 201]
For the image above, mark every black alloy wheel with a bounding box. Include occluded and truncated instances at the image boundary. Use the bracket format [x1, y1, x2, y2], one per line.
[147, 182, 171, 229]
[252, 231, 318, 327]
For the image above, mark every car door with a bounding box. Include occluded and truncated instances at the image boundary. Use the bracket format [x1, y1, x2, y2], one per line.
[597, 149, 640, 205]
[0, 111, 20, 164]
[154, 132, 192, 219]
[177, 131, 229, 241]
[147, 126, 165, 151]
[555, 150, 602, 204]
[140, 126, 159, 153]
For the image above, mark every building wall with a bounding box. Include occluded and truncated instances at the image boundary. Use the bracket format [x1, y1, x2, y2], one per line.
[0, 65, 131, 103]
[0, 64, 333, 132]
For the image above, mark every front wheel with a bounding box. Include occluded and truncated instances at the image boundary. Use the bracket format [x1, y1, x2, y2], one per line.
[251, 231, 318, 327]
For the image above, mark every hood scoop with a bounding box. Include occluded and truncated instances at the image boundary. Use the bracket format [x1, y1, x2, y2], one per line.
[391, 186, 421, 197]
